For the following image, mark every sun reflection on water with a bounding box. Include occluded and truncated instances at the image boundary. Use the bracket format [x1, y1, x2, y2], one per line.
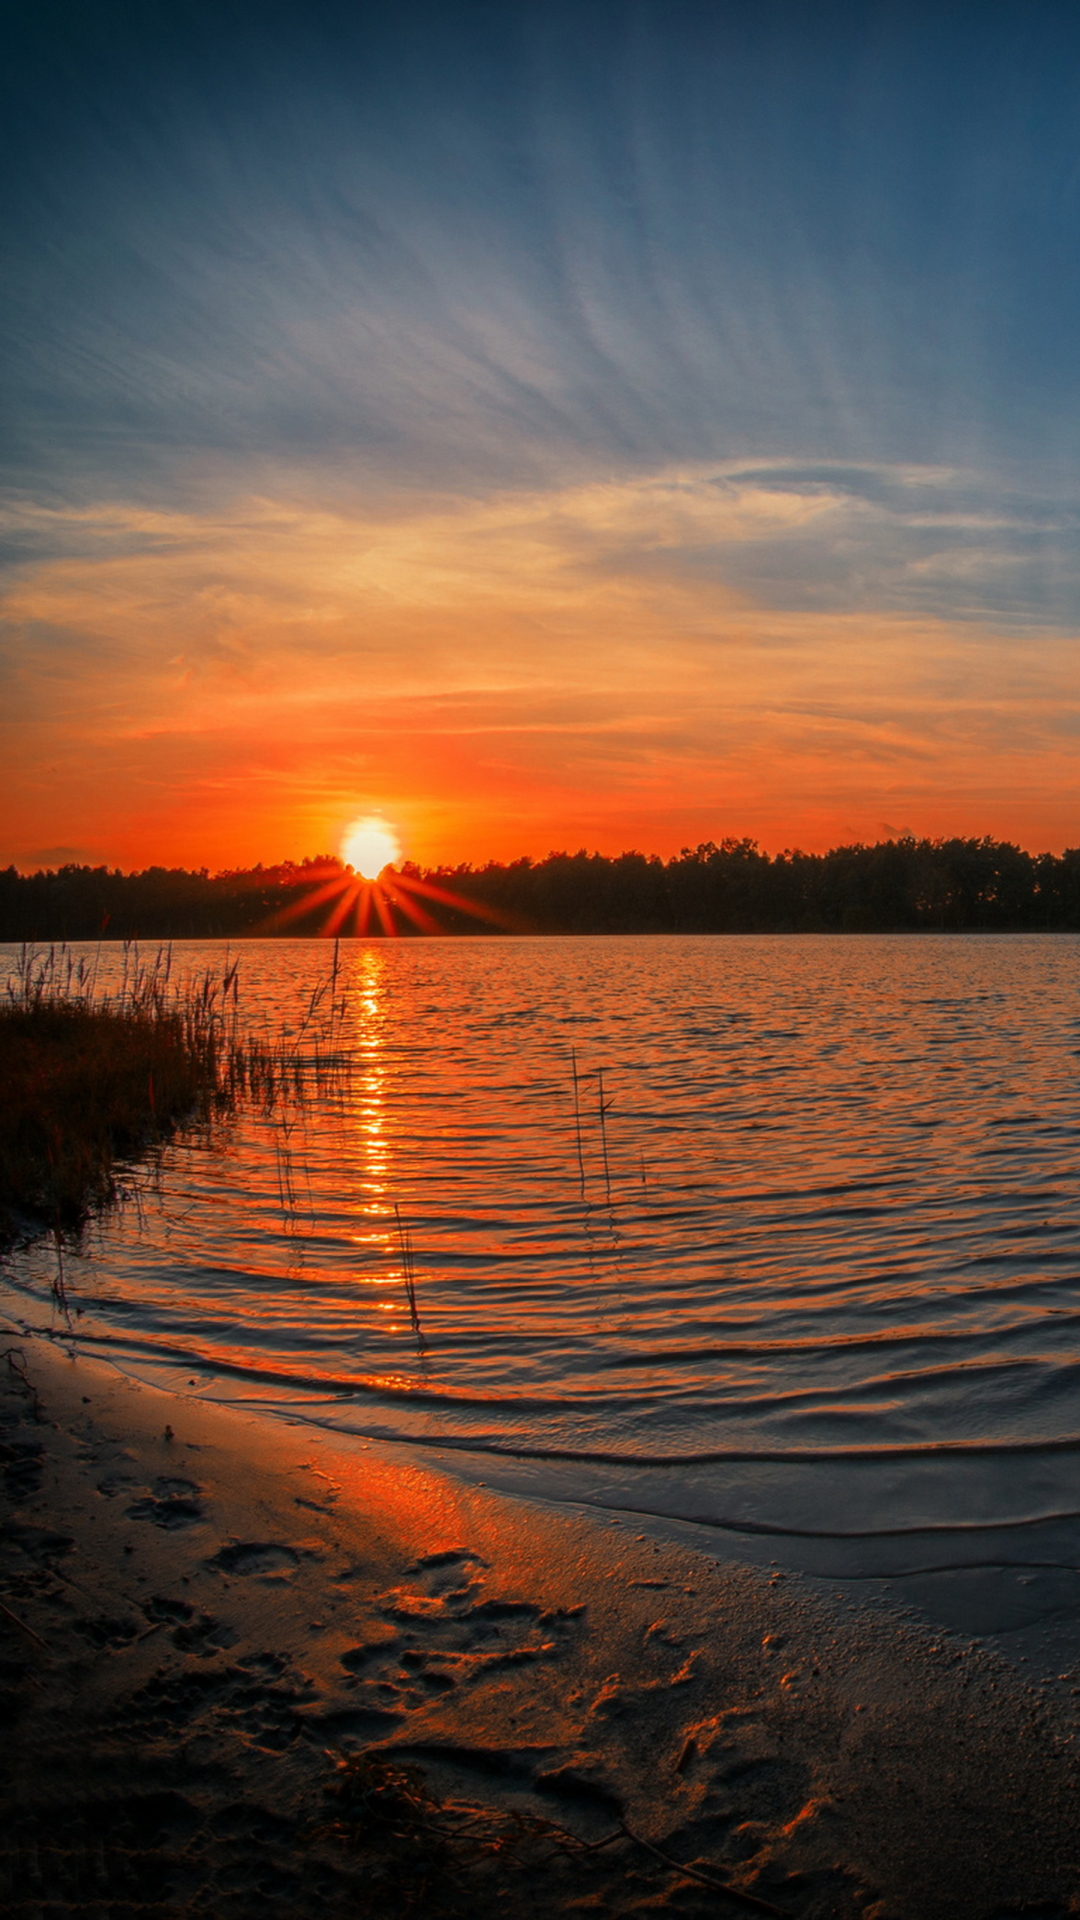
[340, 946, 418, 1338]
[353, 947, 389, 1208]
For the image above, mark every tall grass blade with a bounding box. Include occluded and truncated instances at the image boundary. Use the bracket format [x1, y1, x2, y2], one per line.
[394, 1201, 424, 1345]
[570, 1047, 587, 1199]
[597, 1066, 614, 1207]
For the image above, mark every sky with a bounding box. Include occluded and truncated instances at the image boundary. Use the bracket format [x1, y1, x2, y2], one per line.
[4, 0, 1080, 872]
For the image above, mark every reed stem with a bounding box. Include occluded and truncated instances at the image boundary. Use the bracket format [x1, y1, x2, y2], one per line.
[570, 1047, 586, 1198]
[597, 1066, 614, 1207]
[394, 1202, 423, 1344]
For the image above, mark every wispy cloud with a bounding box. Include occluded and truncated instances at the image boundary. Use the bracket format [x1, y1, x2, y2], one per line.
[6, 5, 1080, 865]
[3, 461, 1079, 867]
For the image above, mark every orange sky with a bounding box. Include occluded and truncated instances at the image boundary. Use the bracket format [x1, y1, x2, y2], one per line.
[5, 467, 1080, 873]
[8, 8, 1080, 875]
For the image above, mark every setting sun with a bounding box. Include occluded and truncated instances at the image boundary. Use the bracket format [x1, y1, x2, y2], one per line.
[340, 816, 401, 878]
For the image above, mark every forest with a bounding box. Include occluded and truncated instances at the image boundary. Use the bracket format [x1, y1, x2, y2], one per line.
[4, 836, 1080, 940]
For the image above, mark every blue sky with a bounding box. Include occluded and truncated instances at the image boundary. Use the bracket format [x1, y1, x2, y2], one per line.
[4, 1, 1080, 868]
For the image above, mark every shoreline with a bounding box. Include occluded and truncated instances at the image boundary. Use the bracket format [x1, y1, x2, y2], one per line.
[3, 1335, 1080, 1917]
[11, 1291, 1080, 1691]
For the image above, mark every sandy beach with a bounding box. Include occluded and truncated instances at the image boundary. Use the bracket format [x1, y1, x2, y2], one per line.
[2, 1332, 1079, 1920]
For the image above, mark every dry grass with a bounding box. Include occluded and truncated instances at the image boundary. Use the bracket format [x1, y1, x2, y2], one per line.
[2, 999, 208, 1233]
[0, 942, 328, 1243]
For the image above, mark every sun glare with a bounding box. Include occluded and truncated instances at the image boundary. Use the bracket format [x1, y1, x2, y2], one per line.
[341, 815, 401, 878]
[268, 820, 513, 936]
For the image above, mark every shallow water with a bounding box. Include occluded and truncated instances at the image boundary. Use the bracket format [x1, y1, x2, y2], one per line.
[5, 934, 1080, 1642]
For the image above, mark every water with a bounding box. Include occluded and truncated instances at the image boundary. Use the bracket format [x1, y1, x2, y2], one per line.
[6, 934, 1080, 1648]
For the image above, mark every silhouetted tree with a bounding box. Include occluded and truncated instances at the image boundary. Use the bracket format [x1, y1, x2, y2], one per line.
[2, 836, 1079, 940]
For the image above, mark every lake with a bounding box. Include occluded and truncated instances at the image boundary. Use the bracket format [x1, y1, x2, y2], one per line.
[5, 933, 1080, 1649]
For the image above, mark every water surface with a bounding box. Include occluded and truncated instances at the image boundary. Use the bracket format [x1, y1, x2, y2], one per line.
[5, 934, 1080, 1645]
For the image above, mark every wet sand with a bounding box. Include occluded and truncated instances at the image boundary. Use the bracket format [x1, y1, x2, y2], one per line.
[2, 1332, 1079, 1919]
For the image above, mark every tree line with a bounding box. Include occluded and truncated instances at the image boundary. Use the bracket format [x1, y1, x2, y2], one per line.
[4, 836, 1080, 939]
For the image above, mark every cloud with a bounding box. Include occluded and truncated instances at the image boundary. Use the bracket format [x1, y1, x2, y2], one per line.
[3, 458, 1080, 868]
[9, 4, 1080, 516]
[7, 457, 1080, 630]
[7, 7, 1080, 866]
[16, 845, 101, 871]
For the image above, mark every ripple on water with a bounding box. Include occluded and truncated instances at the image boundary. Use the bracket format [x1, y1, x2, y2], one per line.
[5, 932, 1080, 1620]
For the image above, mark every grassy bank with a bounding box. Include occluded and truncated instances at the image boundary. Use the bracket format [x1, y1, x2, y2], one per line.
[0, 944, 293, 1242]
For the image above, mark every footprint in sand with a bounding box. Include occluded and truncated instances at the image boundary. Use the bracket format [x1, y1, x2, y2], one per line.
[332, 1547, 588, 1723]
[207, 1543, 301, 1577]
[628, 1715, 855, 1915]
[146, 1594, 236, 1651]
[6, 1521, 75, 1575]
[127, 1650, 318, 1751]
[145, 1595, 195, 1623]
[665, 1710, 816, 1837]
[126, 1477, 205, 1530]
[75, 1612, 144, 1649]
[174, 1612, 238, 1654]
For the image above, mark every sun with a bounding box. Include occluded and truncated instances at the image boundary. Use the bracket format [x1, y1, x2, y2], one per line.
[266, 819, 515, 936]
[341, 815, 401, 879]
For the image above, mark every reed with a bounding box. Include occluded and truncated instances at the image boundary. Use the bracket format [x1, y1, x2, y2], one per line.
[570, 1051, 617, 1209]
[0, 941, 326, 1244]
[596, 1065, 614, 1207]
[394, 1202, 424, 1344]
[570, 1046, 586, 1197]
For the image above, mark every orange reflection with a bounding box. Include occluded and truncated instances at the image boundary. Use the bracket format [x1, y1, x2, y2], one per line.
[342, 950, 419, 1343]
[351, 947, 389, 1212]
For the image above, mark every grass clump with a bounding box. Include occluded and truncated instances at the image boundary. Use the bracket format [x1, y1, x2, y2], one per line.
[1, 1000, 207, 1236]
[0, 944, 260, 1243]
